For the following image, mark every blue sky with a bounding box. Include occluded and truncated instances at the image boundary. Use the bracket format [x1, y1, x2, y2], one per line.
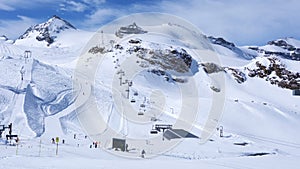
[0, 0, 299, 46]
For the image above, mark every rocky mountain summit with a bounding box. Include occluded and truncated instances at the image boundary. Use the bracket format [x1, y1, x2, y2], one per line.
[16, 15, 76, 46]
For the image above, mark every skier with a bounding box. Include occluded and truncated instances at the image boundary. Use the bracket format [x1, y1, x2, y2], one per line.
[141, 149, 146, 158]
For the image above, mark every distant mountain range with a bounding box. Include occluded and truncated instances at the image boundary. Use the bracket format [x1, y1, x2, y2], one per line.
[5, 15, 299, 62]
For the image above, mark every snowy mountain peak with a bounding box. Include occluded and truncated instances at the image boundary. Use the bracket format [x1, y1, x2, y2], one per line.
[248, 37, 300, 61]
[15, 15, 77, 47]
[207, 36, 256, 60]
[207, 36, 235, 49]
[267, 37, 300, 51]
[45, 15, 76, 32]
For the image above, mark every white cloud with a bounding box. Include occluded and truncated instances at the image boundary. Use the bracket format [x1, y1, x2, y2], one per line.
[0, 0, 64, 11]
[83, 0, 106, 6]
[0, 15, 38, 39]
[59, 0, 106, 13]
[83, 8, 125, 30]
[2, 0, 298, 45]
[158, 0, 300, 45]
[81, 0, 300, 45]
[0, 2, 15, 11]
[60, 1, 88, 12]
[80, 1, 157, 30]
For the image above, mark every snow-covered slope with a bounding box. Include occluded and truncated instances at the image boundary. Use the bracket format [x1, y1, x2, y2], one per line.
[0, 15, 299, 169]
[207, 36, 256, 60]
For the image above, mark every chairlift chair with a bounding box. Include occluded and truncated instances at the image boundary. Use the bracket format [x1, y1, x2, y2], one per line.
[150, 130, 158, 134]
[130, 98, 136, 103]
[150, 125, 158, 134]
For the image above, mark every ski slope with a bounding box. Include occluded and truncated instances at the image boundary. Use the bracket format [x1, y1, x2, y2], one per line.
[0, 14, 299, 168]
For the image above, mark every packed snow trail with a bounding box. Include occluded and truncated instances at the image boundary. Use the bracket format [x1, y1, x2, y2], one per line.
[3, 55, 36, 137]
[42, 80, 92, 138]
